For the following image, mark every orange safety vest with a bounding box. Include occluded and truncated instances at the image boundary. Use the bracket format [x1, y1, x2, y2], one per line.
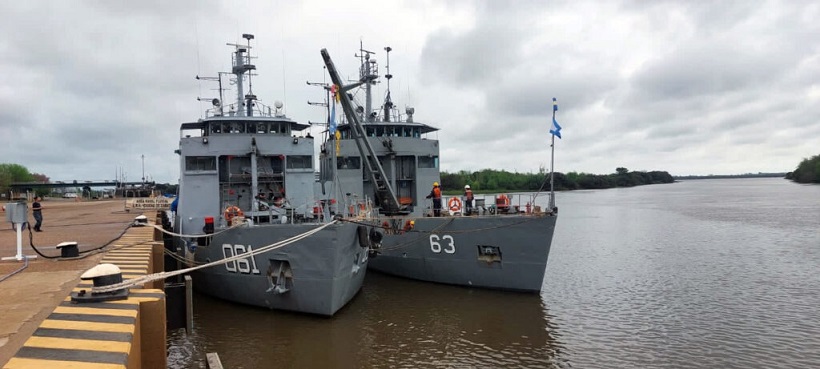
[465, 189, 473, 200]
[433, 187, 441, 199]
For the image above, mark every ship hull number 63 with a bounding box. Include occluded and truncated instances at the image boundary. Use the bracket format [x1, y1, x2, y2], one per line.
[429, 234, 455, 254]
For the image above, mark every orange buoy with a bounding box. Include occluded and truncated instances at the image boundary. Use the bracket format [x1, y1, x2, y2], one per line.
[224, 206, 244, 224]
[448, 197, 462, 212]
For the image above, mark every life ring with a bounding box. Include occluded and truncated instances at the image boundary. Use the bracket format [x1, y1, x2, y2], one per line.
[224, 206, 244, 223]
[448, 197, 462, 212]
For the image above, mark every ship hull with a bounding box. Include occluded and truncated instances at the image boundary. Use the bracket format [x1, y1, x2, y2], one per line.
[188, 222, 369, 316]
[368, 214, 557, 292]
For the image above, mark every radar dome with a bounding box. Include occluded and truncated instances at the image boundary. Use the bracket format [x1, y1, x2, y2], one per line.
[274, 100, 284, 109]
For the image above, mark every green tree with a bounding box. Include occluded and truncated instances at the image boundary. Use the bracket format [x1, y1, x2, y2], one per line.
[0, 163, 35, 195]
[440, 167, 674, 193]
[788, 155, 820, 184]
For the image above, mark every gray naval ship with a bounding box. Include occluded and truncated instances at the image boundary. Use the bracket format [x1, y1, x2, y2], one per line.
[172, 34, 370, 316]
[318, 46, 558, 292]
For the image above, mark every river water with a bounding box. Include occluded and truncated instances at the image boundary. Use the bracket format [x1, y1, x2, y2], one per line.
[167, 178, 820, 368]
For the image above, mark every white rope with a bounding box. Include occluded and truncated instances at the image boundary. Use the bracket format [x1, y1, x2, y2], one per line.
[149, 221, 245, 239]
[91, 220, 338, 293]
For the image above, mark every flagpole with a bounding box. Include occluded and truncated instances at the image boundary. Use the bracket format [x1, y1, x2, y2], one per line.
[549, 107, 556, 211]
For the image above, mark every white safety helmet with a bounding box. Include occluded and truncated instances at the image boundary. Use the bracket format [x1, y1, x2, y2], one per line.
[464, 185, 471, 189]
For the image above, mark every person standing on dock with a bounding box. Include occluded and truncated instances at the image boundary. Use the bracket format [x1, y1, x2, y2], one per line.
[464, 185, 474, 215]
[32, 196, 43, 232]
[426, 182, 442, 217]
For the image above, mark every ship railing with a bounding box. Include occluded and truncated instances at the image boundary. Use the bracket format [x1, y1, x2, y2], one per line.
[243, 197, 324, 225]
[343, 198, 373, 219]
[204, 101, 285, 119]
[434, 193, 545, 217]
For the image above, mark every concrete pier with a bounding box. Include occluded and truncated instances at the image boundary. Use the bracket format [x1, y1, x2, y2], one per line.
[0, 202, 167, 368]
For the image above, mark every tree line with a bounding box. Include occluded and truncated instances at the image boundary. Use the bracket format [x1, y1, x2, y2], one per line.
[786, 154, 820, 184]
[1, 163, 178, 198]
[0, 163, 49, 197]
[440, 167, 675, 193]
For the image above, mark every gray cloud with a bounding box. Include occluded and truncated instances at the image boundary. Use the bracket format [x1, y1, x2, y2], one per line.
[0, 0, 818, 184]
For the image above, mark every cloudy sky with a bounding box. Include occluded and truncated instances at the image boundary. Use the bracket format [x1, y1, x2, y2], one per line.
[1, 0, 818, 183]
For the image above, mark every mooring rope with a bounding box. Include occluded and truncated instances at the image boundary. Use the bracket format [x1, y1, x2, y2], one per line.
[90, 220, 337, 293]
[149, 221, 245, 239]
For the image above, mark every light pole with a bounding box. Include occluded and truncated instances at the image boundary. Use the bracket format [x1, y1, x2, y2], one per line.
[141, 154, 145, 184]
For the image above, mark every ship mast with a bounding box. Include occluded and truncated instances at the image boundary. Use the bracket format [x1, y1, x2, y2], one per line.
[228, 34, 257, 117]
[383, 46, 393, 122]
[321, 48, 404, 215]
[356, 42, 378, 122]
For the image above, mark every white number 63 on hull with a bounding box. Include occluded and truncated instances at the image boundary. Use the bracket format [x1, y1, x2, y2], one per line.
[429, 234, 455, 254]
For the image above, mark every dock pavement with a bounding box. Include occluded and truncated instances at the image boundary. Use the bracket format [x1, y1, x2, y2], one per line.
[0, 199, 142, 366]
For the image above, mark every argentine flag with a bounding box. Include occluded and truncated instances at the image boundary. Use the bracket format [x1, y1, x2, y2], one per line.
[550, 98, 562, 139]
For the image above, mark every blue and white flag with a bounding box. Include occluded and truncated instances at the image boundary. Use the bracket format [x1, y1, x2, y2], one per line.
[329, 101, 337, 134]
[550, 98, 562, 139]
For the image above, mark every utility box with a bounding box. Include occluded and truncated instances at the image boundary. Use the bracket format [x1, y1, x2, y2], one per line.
[4, 202, 27, 224]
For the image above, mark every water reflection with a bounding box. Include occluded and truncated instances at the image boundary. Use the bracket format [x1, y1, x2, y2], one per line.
[169, 179, 820, 368]
[169, 272, 565, 368]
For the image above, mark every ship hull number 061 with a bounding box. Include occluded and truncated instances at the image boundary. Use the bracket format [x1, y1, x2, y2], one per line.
[222, 244, 261, 274]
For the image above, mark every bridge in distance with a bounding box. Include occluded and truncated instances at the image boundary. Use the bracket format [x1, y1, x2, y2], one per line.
[10, 181, 155, 191]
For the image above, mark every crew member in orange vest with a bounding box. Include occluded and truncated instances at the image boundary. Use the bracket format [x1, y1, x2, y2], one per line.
[426, 182, 442, 217]
[464, 184, 474, 215]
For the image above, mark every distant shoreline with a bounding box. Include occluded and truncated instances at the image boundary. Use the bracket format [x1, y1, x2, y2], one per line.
[673, 173, 786, 180]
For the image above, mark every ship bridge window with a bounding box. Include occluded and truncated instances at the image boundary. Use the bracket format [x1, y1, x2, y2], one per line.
[268, 122, 290, 136]
[185, 156, 216, 171]
[286, 155, 313, 169]
[418, 155, 439, 169]
[255, 122, 269, 134]
[337, 156, 361, 170]
[366, 127, 376, 137]
[230, 122, 246, 133]
[210, 123, 222, 134]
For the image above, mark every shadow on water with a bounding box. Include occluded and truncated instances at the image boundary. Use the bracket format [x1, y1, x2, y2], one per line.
[169, 272, 567, 368]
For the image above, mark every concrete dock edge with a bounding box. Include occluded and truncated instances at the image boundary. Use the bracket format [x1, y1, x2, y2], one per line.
[3, 217, 167, 369]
